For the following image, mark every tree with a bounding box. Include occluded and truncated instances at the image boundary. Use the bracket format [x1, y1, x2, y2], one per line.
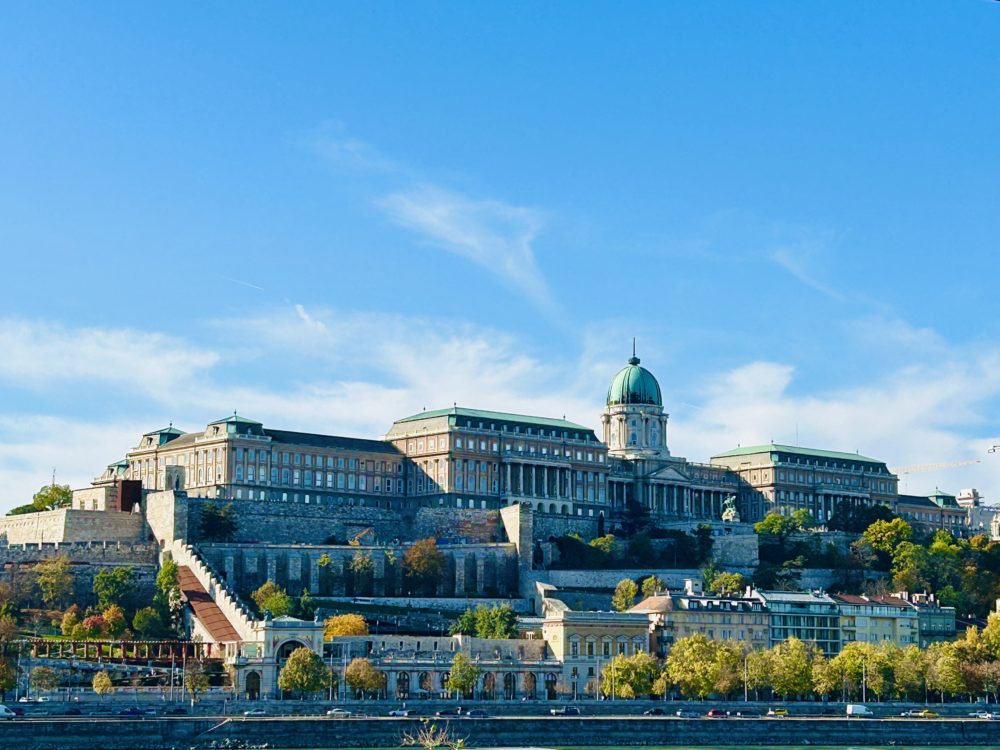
[708, 572, 747, 597]
[30, 666, 59, 694]
[0, 659, 16, 700]
[474, 603, 518, 639]
[446, 653, 480, 699]
[665, 634, 717, 699]
[791, 509, 818, 531]
[894, 644, 928, 700]
[251, 580, 292, 617]
[133, 607, 166, 638]
[348, 551, 375, 595]
[184, 659, 210, 702]
[754, 513, 798, 549]
[277, 647, 330, 697]
[344, 657, 386, 698]
[769, 637, 818, 698]
[93, 566, 137, 610]
[10, 484, 74, 515]
[34, 555, 73, 608]
[601, 651, 660, 699]
[589, 535, 616, 555]
[154, 558, 182, 630]
[198, 502, 238, 542]
[449, 608, 477, 636]
[92, 671, 114, 699]
[404, 539, 445, 593]
[857, 518, 913, 558]
[102, 604, 127, 637]
[641, 575, 666, 599]
[75, 615, 109, 639]
[60, 605, 82, 637]
[324, 613, 369, 639]
[611, 579, 638, 612]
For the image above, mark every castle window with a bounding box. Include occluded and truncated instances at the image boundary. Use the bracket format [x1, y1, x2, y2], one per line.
[293, 469, 301, 484]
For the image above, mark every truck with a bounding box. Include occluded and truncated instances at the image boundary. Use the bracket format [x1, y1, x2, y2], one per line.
[846, 704, 874, 717]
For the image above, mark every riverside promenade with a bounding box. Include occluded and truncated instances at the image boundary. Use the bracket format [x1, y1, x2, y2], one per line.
[4, 716, 1000, 750]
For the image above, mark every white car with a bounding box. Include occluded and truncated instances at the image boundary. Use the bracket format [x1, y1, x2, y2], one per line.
[243, 708, 267, 717]
[0, 705, 16, 721]
[388, 709, 411, 717]
[326, 708, 352, 718]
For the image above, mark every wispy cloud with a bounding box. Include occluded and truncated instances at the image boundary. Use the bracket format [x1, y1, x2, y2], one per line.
[378, 185, 553, 310]
[769, 245, 847, 302]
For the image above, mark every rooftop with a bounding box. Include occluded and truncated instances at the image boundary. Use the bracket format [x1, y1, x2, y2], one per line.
[394, 406, 593, 433]
[711, 443, 886, 466]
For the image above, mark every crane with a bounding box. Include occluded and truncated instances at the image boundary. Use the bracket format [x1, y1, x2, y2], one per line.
[890, 459, 981, 475]
[348, 527, 375, 546]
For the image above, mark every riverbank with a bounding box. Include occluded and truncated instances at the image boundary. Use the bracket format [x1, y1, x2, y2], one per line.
[4, 716, 1000, 750]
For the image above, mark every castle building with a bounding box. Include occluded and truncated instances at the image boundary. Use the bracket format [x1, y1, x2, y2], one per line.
[710, 444, 899, 523]
[75, 353, 895, 529]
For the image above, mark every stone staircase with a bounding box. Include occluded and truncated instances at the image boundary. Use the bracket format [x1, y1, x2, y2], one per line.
[170, 540, 257, 643]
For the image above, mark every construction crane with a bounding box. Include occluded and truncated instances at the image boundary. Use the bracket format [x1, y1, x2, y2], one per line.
[348, 527, 375, 546]
[891, 459, 981, 475]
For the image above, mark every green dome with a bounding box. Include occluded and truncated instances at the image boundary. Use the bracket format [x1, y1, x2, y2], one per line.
[607, 356, 662, 407]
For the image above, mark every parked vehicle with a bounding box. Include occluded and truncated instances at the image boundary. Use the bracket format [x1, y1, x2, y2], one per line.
[326, 708, 352, 718]
[465, 709, 489, 719]
[388, 709, 412, 717]
[676, 709, 701, 718]
[118, 707, 145, 717]
[550, 706, 581, 716]
[243, 708, 267, 717]
[0, 705, 16, 721]
[846, 704, 874, 717]
[705, 708, 728, 718]
[767, 708, 789, 717]
[436, 707, 463, 717]
[164, 707, 188, 716]
[643, 707, 666, 716]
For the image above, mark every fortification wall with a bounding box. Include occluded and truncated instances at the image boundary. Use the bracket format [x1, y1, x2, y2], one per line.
[0, 508, 146, 545]
[199, 541, 519, 600]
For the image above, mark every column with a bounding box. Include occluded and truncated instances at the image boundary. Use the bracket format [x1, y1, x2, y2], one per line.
[543, 467, 548, 498]
[506, 464, 512, 496]
[519, 465, 524, 497]
[309, 554, 321, 594]
[454, 553, 466, 595]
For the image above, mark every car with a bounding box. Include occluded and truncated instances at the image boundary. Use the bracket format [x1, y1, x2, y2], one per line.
[0, 705, 16, 721]
[900, 709, 938, 718]
[243, 708, 268, 717]
[436, 707, 463, 717]
[969, 710, 992, 719]
[917, 710, 939, 719]
[705, 708, 728, 718]
[643, 707, 666, 716]
[16, 697, 37, 704]
[676, 709, 701, 718]
[164, 707, 188, 716]
[60, 707, 83, 716]
[118, 706, 145, 717]
[549, 706, 581, 716]
[388, 709, 412, 717]
[734, 710, 761, 718]
[326, 708, 352, 718]
[465, 709, 489, 719]
[767, 708, 789, 717]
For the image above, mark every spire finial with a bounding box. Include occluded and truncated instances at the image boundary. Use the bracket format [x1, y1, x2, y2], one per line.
[632, 337, 636, 358]
[628, 338, 640, 366]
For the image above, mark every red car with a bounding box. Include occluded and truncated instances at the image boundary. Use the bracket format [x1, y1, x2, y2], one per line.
[705, 708, 728, 718]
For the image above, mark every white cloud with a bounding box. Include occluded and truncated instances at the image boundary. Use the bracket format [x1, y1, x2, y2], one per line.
[769, 245, 847, 302]
[0, 318, 219, 396]
[379, 185, 553, 311]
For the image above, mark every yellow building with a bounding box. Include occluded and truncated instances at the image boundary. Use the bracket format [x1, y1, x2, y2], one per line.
[832, 594, 918, 647]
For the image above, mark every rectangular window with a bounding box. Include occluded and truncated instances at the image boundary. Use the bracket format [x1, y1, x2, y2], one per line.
[348, 474, 356, 490]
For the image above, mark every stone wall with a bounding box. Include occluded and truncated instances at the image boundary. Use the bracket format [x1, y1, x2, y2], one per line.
[536, 567, 754, 591]
[198, 541, 520, 600]
[0, 508, 146, 545]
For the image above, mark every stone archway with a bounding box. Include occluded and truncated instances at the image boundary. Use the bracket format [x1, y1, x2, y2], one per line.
[523, 672, 536, 699]
[545, 672, 558, 700]
[396, 671, 410, 700]
[276, 639, 308, 663]
[245, 671, 261, 700]
[482, 672, 496, 700]
[503, 672, 516, 700]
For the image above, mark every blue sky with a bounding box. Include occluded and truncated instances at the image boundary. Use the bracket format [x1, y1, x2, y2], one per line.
[1, 3, 999, 512]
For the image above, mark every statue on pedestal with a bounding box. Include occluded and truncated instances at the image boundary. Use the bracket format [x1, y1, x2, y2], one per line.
[721, 494, 740, 523]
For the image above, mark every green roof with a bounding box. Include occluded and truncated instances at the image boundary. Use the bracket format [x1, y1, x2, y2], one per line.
[711, 443, 886, 465]
[208, 415, 263, 426]
[607, 357, 662, 407]
[394, 407, 593, 433]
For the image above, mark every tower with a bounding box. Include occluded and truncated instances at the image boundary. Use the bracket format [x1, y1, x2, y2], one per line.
[601, 349, 669, 459]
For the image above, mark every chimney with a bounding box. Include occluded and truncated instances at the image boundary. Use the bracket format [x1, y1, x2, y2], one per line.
[684, 578, 702, 596]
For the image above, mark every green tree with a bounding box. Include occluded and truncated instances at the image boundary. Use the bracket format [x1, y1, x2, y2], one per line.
[754, 513, 799, 551]
[449, 608, 478, 636]
[344, 657, 386, 698]
[277, 647, 330, 697]
[154, 558, 182, 629]
[251, 580, 292, 617]
[641, 575, 665, 599]
[891, 541, 930, 592]
[198, 502, 238, 542]
[102, 604, 127, 637]
[0, 659, 16, 700]
[184, 659, 210, 702]
[34, 555, 73, 608]
[589, 534, 616, 555]
[133, 607, 166, 638]
[404, 538, 446, 594]
[473, 603, 518, 639]
[769, 637, 818, 698]
[601, 651, 660, 699]
[926, 642, 965, 700]
[665, 634, 717, 699]
[92, 566, 137, 610]
[60, 605, 82, 636]
[324, 613, 369, 639]
[348, 551, 375, 595]
[30, 665, 59, 693]
[708, 571, 747, 597]
[30, 484, 73, 512]
[92, 671, 114, 699]
[894, 644, 928, 700]
[446, 653, 481, 699]
[791, 509, 818, 531]
[611, 579, 638, 612]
